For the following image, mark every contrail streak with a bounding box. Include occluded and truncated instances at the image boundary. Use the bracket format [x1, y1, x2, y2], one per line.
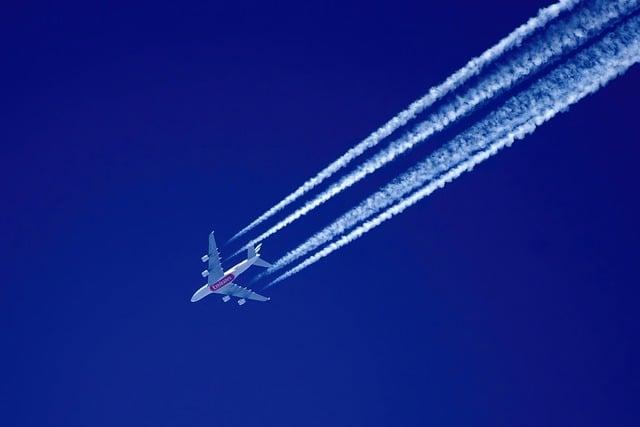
[234, 0, 636, 257]
[268, 15, 640, 286]
[230, 0, 580, 242]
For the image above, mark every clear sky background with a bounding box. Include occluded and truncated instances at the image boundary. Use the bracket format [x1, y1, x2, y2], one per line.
[2, 1, 639, 426]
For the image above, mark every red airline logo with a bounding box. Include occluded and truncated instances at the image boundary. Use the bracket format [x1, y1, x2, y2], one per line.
[210, 274, 235, 291]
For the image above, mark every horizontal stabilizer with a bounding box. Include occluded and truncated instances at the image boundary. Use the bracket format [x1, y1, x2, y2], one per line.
[254, 257, 271, 268]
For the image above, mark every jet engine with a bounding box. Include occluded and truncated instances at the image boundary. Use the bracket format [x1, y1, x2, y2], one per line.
[237, 298, 246, 306]
[201, 270, 209, 278]
[201, 254, 209, 262]
[222, 295, 231, 303]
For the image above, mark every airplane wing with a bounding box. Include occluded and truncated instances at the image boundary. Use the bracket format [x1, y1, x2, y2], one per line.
[213, 282, 270, 302]
[206, 231, 224, 284]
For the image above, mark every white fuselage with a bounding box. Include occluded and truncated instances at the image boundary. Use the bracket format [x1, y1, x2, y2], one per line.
[190, 256, 260, 302]
[226, 256, 259, 277]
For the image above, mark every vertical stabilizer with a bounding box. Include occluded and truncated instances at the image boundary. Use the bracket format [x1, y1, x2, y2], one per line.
[247, 245, 256, 259]
[247, 243, 271, 268]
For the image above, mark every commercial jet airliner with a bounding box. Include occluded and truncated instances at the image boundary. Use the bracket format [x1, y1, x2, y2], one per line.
[191, 231, 271, 305]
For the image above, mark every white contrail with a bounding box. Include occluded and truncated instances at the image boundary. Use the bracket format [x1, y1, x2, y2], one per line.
[268, 15, 640, 286]
[233, 0, 636, 257]
[229, 0, 580, 242]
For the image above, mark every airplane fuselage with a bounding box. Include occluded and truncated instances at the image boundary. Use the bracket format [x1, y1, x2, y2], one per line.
[226, 256, 259, 277]
[208, 273, 235, 291]
[191, 256, 261, 302]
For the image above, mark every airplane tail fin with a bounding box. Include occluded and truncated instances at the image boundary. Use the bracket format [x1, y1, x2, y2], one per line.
[247, 243, 271, 268]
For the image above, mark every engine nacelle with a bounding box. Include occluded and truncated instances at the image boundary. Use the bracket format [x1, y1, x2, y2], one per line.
[237, 298, 246, 306]
[222, 295, 231, 303]
[201, 254, 209, 262]
[201, 269, 209, 278]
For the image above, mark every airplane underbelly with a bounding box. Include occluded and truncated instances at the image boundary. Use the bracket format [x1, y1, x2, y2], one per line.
[209, 274, 235, 292]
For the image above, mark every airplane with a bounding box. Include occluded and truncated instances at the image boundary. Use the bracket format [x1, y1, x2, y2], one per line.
[190, 231, 271, 305]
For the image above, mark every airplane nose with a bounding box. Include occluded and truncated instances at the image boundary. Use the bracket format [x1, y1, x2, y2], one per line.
[190, 285, 210, 302]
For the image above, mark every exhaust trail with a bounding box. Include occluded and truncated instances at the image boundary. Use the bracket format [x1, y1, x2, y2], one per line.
[268, 14, 640, 286]
[234, 0, 637, 257]
[229, 0, 580, 242]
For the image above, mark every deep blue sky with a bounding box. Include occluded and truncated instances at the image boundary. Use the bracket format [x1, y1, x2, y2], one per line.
[2, 1, 639, 426]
